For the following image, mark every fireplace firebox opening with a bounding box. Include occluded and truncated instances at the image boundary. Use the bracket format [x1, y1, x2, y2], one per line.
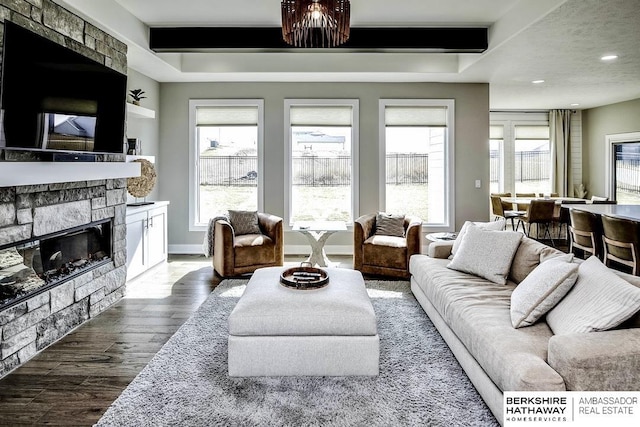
[0, 219, 113, 310]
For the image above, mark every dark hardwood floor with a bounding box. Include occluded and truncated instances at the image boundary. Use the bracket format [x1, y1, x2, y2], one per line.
[0, 255, 221, 425]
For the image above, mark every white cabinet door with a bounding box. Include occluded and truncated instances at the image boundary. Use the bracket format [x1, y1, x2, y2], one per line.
[125, 202, 169, 281]
[126, 210, 148, 280]
[147, 206, 167, 268]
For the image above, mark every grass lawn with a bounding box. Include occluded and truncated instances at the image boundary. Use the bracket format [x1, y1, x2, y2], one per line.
[199, 184, 431, 221]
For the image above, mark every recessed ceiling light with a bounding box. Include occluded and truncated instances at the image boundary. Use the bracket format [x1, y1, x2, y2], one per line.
[532, 80, 545, 84]
[570, 103, 580, 106]
[601, 55, 618, 61]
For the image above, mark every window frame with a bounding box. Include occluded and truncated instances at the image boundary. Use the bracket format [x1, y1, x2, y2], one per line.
[284, 99, 360, 227]
[605, 131, 640, 200]
[490, 112, 549, 196]
[188, 99, 264, 231]
[378, 99, 455, 231]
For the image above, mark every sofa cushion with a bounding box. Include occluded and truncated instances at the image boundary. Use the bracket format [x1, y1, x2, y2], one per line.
[451, 220, 505, 256]
[510, 255, 578, 328]
[447, 225, 522, 285]
[508, 236, 566, 284]
[548, 328, 640, 391]
[546, 256, 640, 334]
[375, 212, 405, 237]
[228, 210, 261, 235]
[409, 255, 566, 391]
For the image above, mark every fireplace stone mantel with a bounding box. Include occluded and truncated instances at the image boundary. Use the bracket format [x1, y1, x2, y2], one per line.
[0, 162, 141, 187]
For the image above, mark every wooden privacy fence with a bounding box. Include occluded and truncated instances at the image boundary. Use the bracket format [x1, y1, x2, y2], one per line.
[199, 154, 430, 186]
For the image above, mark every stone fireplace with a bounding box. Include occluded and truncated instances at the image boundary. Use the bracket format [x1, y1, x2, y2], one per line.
[0, 181, 128, 377]
[0, 0, 131, 377]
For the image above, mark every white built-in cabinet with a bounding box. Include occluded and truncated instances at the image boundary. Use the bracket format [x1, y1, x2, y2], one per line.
[126, 201, 169, 280]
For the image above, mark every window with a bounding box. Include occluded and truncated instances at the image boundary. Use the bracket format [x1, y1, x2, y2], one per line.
[285, 100, 358, 224]
[188, 100, 264, 230]
[490, 113, 550, 196]
[489, 125, 504, 194]
[379, 100, 454, 228]
[606, 132, 640, 204]
[514, 125, 551, 195]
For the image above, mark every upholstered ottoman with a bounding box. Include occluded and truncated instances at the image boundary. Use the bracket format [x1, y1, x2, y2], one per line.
[228, 267, 379, 376]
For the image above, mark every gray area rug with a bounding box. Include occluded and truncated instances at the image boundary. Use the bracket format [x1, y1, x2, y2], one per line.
[96, 279, 498, 427]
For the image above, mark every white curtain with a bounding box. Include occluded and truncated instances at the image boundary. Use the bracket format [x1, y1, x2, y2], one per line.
[550, 110, 572, 196]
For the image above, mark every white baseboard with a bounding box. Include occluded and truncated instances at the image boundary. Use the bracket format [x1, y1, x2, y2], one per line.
[168, 244, 354, 256]
[169, 244, 206, 255]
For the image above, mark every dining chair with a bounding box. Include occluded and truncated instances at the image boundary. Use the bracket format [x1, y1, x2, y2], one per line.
[517, 199, 556, 245]
[555, 200, 587, 241]
[568, 208, 603, 260]
[490, 192, 515, 214]
[490, 195, 524, 230]
[600, 214, 640, 276]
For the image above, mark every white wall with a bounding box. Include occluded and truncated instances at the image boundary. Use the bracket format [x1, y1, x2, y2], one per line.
[582, 98, 640, 198]
[157, 82, 490, 253]
[126, 68, 161, 201]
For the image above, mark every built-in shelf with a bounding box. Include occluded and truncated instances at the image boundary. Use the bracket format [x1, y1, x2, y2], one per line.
[126, 103, 156, 119]
[0, 162, 141, 187]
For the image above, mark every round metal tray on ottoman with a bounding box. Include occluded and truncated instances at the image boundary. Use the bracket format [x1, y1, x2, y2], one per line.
[280, 266, 329, 289]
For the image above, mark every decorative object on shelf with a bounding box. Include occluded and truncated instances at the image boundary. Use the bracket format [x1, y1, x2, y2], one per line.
[574, 183, 587, 198]
[281, 0, 350, 48]
[127, 138, 141, 155]
[127, 158, 156, 204]
[280, 263, 329, 289]
[128, 89, 147, 106]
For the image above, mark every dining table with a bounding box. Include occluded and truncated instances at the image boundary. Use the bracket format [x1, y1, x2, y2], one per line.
[501, 196, 589, 206]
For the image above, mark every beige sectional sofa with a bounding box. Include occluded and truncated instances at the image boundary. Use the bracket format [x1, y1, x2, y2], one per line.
[409, 235, 640, 425]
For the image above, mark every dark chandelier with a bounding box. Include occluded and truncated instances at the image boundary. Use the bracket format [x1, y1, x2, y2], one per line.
[281, 0, 351, 48]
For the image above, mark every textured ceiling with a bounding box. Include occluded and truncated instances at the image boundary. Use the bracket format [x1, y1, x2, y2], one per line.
[60, 0, 640, 109]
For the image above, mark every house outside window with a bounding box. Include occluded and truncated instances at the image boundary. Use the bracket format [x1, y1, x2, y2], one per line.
[284, 99, 359, 225]
[379, 99, 454, 228]
[188, 99, 264, 230]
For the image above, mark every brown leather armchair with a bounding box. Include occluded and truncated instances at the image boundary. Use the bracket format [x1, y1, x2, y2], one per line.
[213, 213, 284, 277]
[353, 213, 422, 279]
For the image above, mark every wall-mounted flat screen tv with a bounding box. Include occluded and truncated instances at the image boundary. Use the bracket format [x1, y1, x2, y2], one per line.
[0, 21, 127, 155]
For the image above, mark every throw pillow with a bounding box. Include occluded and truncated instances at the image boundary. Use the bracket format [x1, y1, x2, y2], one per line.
[451, 220, 506, 256]
[447, 225, 522, 285]
[375, 212, 405, 237]
[228, 210, 261, 235]
[508, 236, 567, 284]
[546, 256, 640, 334]
[510, 256, 578, 328]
